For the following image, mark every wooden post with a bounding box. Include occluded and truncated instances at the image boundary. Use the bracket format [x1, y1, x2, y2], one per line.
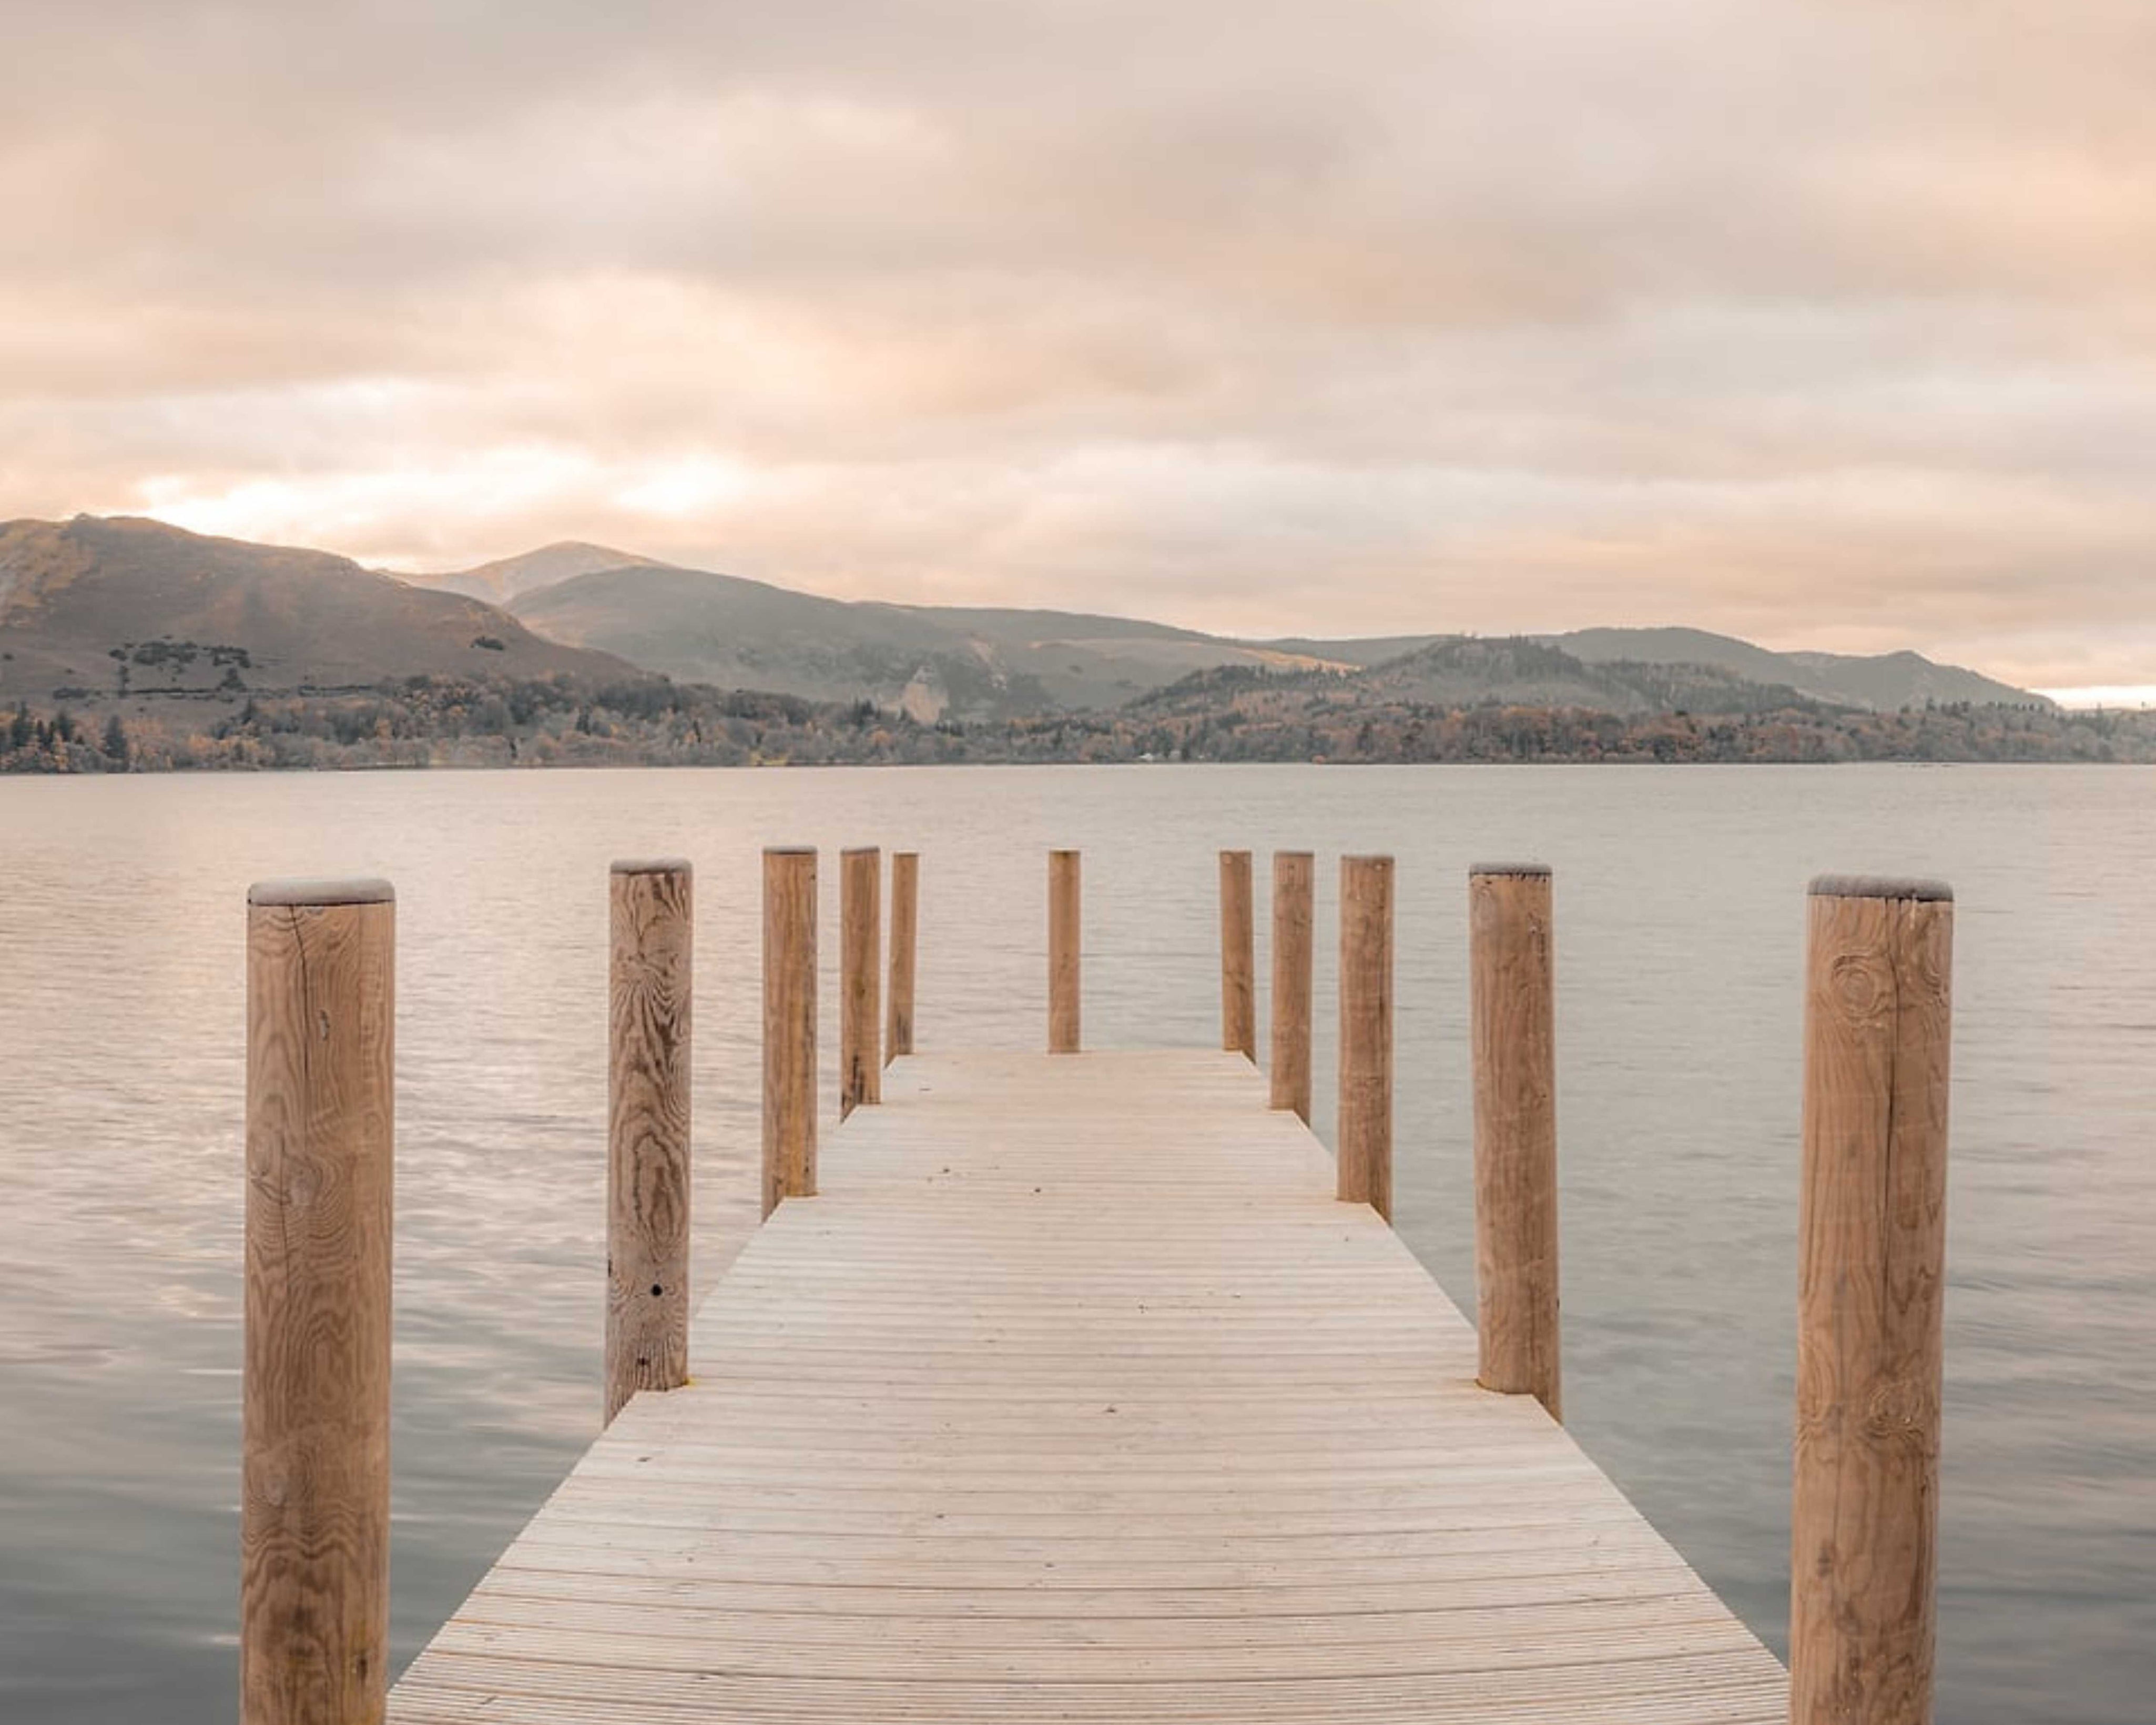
[887, 850, 919, 1063]
[241, 879, 394, 1725]
[1792, 876, 1954, 1725]
[1049, 848, 1081, 1053]
[1469, 864, 1561, 1420]
[1269, 851, 1314, 1120]
[762, 847, 817, 1219]
[605, 859, 692, 1427]
[1336, 855, 1394, 1220]
[1218, 849, 1255, 1060]
[840, 846, 881, 1117]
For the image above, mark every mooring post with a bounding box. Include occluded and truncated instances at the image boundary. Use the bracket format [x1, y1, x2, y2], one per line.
[1269, 850, 1314, 1120]
[1791, 875, 1953, 1725]
[762, 847, 817, 1218]
[605, 859, 692, 1427]
[840, 846, 882, 1117]
[1219, 849, 1256, 1060]
[1049, 848, 1081, 1053]
[887, 850, 919, 1063]
[1337, 854, 1394, 1219]
[241, 878, 394, 1725]
[1470, 864, 1561, 1420]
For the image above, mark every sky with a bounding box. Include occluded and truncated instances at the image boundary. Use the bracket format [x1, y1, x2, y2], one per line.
[2, 1, 2152, 700]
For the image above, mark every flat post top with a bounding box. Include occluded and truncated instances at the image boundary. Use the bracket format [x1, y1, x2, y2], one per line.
[247, 878, 394, 907]
[1809, 874, 1952, 901]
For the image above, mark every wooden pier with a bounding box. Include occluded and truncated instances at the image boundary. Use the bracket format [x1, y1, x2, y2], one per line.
[241, 851, 1954, 1725]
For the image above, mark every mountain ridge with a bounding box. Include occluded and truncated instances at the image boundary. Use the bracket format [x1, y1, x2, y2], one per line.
[0, 515, 635, 702]
[415, 541, 673, 605]
[493, 557, 2047, 718]
[0, 516, 2051, 723]
[503, 563, 1348, 721]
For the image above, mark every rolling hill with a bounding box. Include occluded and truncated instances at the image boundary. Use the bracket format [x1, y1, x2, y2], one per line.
[420, 541, 674, 605]
[477, 560, 2045, 719]
[1547, 626, 2041, 711]
[4, 518, 2050, 727]
[0, 516, 634, 703]
[504, 564, 1342, 722]
[1344, 637, 1821, 715]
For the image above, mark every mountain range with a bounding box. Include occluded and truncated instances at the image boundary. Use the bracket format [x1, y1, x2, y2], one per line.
[454, 542, 2040, 719]
[0, 515, 2047, 722]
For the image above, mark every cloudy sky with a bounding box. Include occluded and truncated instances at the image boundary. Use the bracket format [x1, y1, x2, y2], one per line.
[3, 1, 2152, 696]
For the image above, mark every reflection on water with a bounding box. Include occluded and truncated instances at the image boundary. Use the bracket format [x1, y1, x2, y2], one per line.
[0, 764, 2150, 1722]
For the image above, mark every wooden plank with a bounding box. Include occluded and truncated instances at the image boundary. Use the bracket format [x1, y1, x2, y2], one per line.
[390, 1047, 1783, 1724]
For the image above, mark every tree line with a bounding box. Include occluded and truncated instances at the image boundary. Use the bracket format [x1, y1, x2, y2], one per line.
[4, 671, 2152, 773]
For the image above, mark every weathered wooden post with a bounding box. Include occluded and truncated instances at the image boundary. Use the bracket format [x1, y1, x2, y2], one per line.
[1336, 855, 1394, 1219]
[1269, 850, 1314, 1120]
[605, 859, 692, 1427]
[1469, 864, 1561, 1420]
[242, 879, 394, 1725]
[887, 850, 919, 1063]
[762, 847, 817, 1218]
[840, 846, 881, 1117]
[1219, 849, 1256, 1060]
[1791, 876, 1954, 1725]
[1049, 848, 1081, 1053]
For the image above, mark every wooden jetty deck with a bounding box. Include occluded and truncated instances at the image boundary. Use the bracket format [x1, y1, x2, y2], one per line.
[387, 1048, 1784, 1723]
[240, 853, 1954, 1725]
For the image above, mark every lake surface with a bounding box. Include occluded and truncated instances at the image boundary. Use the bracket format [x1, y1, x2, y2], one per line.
[1, 764, 2150, 1723]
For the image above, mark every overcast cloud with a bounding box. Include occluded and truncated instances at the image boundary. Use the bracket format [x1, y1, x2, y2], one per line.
[2, 0, 2152, 690]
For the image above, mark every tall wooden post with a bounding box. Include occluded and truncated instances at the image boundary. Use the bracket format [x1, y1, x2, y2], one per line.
[1049, 849, 1081, 1053]
[840, 847, 881, 1117]
[1269, 851, 1314, 1120]
[605, 859, 692, 1427]
[1792, 876, 1954, 1725]
[242, 879, 394, 1725]
[1336, 855, 1394, 1219]
[1469, 864, 1561, 1420]
[1219, 849, 1255, 1060]
[887, 850, 919, 1063]
[762, 847, 817, 1219]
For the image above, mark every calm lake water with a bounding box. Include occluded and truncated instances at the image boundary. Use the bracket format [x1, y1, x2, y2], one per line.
[1, 764, 2151, 1722]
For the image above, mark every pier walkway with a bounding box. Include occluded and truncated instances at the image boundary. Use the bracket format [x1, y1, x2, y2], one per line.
[386, 1047, 1785, 1724]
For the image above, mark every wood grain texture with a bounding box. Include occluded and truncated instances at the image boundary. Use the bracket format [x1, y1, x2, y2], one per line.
[1218, 850, 1255, 1060]
[243, 885, 394, 1725]
[840, 847, 882, 1118]
[1270, 851, 1314, 1120]
[388, 1048, 1785, 1725]
[762, 848, 817, 1219]
[887, 851, 919, 1062]
[1469, 866, 1560, 1420]
[1791, 880, 1953, 1725]
[1337, 856, 1394, 1220]
[606, 862, 692, 1427]
[1048, 850, 1081, 1054]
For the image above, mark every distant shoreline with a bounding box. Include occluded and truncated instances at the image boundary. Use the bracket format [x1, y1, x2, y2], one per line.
[5, 671, 2152, 774]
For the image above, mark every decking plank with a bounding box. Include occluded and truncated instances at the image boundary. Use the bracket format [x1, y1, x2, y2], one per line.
[389, 1049, 1783, 1723]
